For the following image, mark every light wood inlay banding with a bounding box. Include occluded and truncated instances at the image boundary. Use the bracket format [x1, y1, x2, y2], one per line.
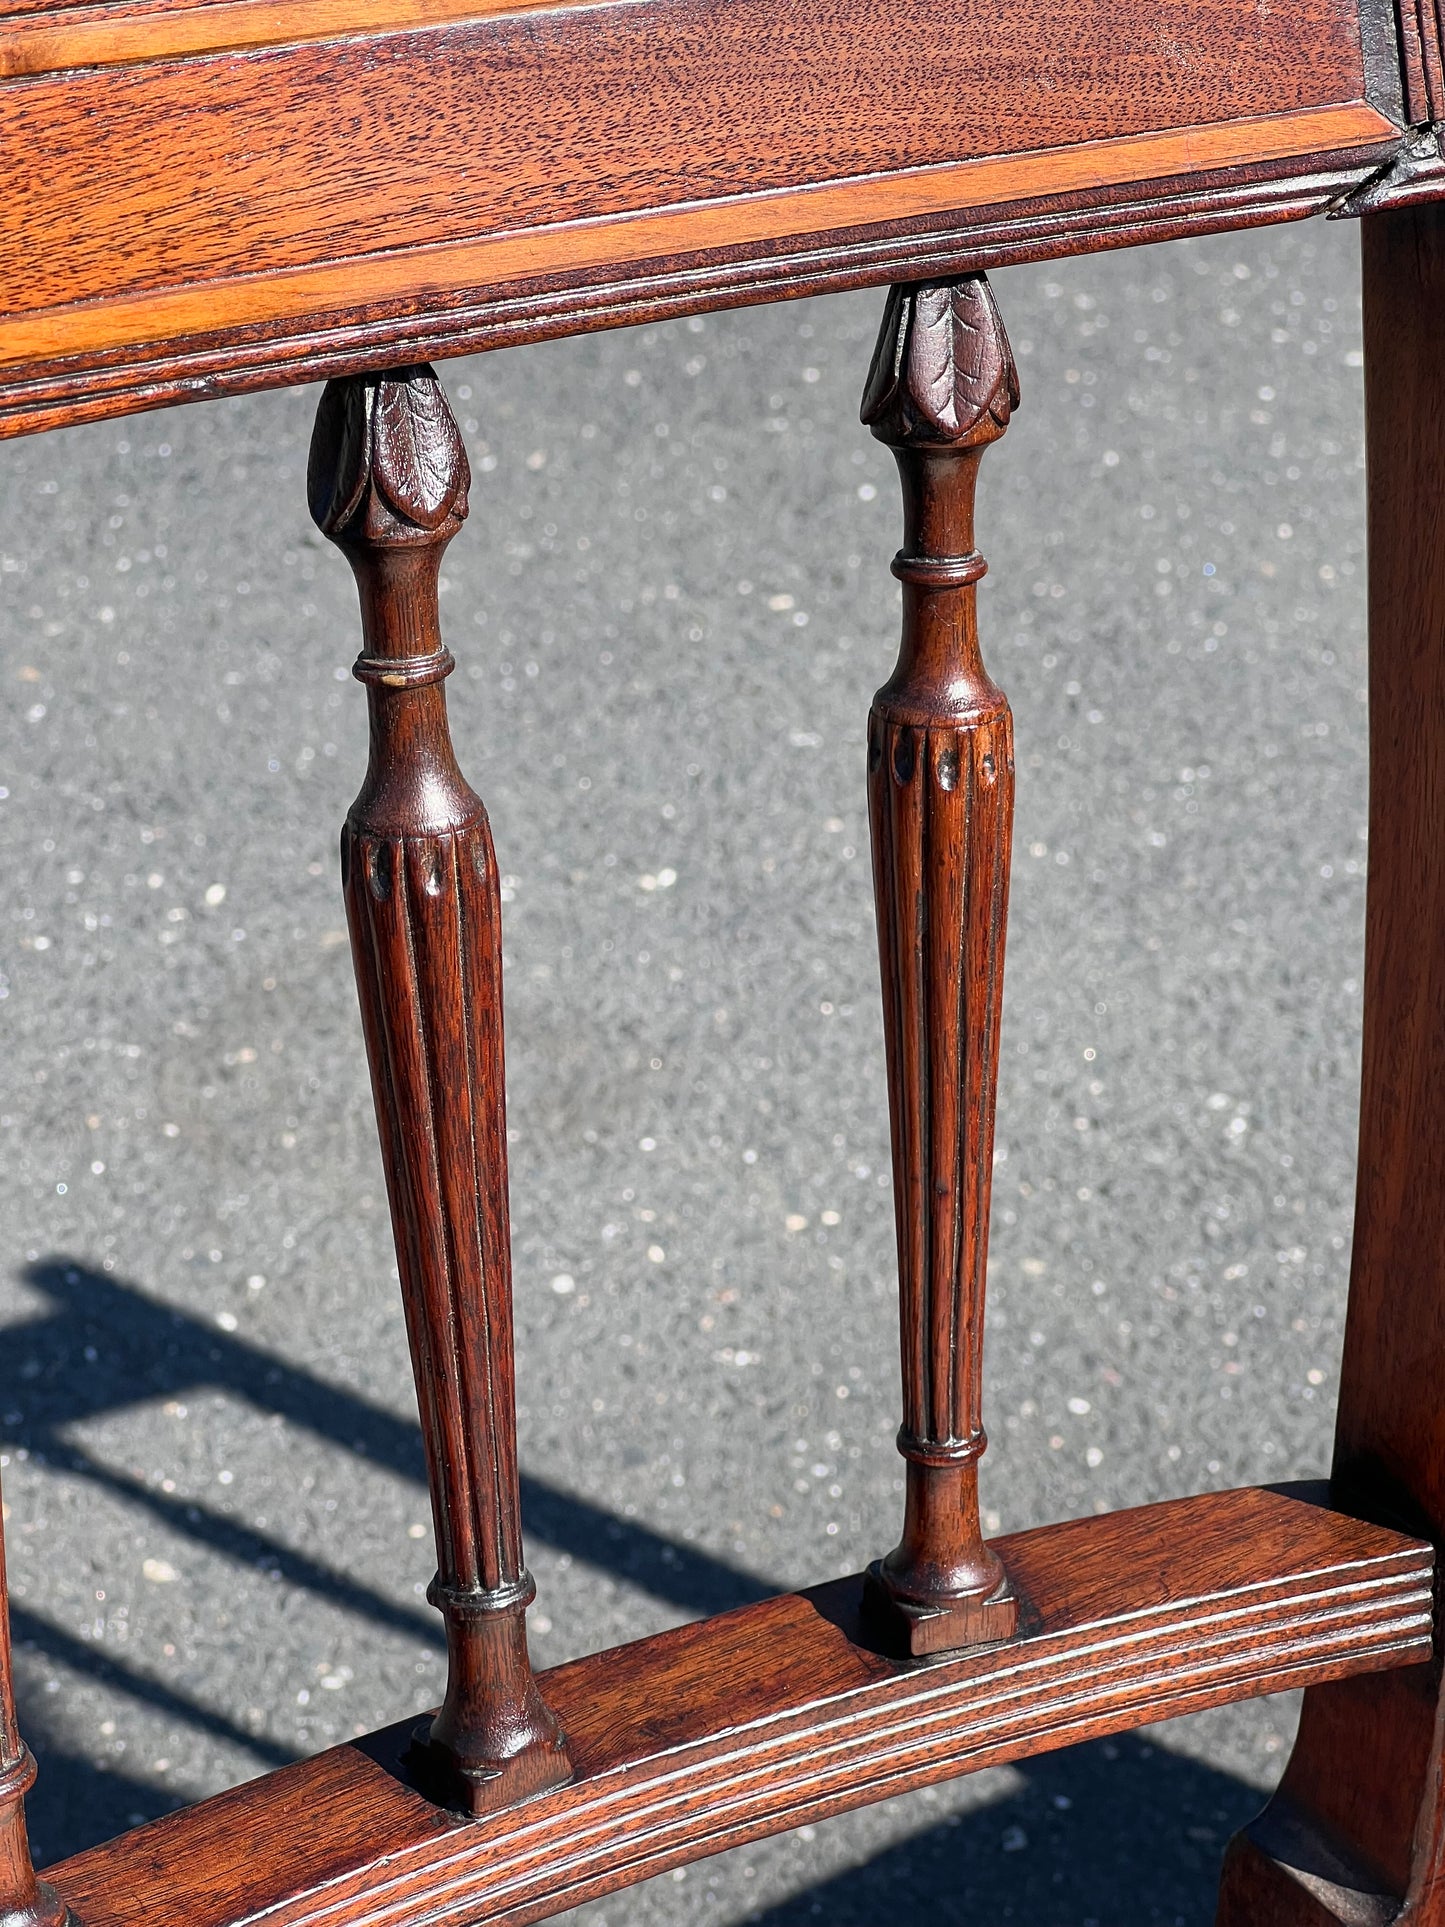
[42, 1488, 1435, 1927]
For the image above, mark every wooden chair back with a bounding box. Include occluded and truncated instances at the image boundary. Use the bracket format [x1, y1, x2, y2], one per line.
[3, 2, 1444, 1919]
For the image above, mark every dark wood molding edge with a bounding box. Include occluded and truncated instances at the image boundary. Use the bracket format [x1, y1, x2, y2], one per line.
[44, 1487, 1431, 1927]
[1390, 0, 1445, 124]
[1331, 125, 1445, 213]
[0, 147, 1397, 443]
[1358, 0, 1409, 125]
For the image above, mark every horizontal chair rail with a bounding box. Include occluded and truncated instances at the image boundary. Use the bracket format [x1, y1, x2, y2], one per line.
[0, 153, 1394, 443]
[0, 0, 1406, 435]
[45, 1484, 1432, 1927]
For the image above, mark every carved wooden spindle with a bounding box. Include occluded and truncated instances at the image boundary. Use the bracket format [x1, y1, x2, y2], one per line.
[308, 365, 571, 1815]
[0, 1476, 68, 1927]
[861, 276, 1021, 1659]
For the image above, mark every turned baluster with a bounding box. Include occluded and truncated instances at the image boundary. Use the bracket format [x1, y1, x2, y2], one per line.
[0, 1475, 68, 1927]
[861, 276, 1021, 1658]
[308, 365, 571, 1814]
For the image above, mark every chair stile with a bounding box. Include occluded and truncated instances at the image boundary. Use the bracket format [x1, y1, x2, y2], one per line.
[3, 3, 1445, 1920]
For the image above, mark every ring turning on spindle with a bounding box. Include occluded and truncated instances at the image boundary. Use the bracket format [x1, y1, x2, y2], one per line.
[309, 365, 571, 1814]
[860, 275, 1021, 1659]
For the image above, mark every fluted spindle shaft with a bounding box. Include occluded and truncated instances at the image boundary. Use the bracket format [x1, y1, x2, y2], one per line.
[309, 365, 570, 1814]
[861, 277, 1021, 1658]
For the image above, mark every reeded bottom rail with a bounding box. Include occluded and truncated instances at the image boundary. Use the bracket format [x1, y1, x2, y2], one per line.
[47, 1484, 1430, 1927]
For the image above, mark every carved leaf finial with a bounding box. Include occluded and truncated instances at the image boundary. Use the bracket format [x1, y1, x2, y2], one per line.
[308, 364, 470, 544]
[861, 275, 1019, 447]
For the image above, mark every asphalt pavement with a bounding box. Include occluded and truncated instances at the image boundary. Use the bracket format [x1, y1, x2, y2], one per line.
[0, 212, 1373, 1925]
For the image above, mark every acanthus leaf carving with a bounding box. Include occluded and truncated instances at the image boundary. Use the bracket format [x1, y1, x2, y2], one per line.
[862, 274, 1019, 448]
[372, 373, 470, 530]
[858, 284, 911, 430]
[306, 376, 371, 536]
[307, 364, 469, 545]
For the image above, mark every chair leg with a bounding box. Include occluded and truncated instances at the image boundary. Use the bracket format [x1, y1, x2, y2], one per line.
[860, 276, 1022, 1659]
[0, 1474, 68, 1927]
[308, 365, 571, 1817]
[1216, 204, 1445, 1923]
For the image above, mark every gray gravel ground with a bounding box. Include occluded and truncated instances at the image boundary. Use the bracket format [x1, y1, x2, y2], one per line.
[0, 212, 1370, 1925]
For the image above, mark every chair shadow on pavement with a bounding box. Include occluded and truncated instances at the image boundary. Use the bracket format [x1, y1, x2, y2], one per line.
[741, 1737, 1261, 1927]
[5, 1256, 1266, 1923]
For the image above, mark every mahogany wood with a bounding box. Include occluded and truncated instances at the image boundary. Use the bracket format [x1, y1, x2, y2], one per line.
[6, 0, 1445, 1913]
[0, 0, 1403, 437]
[1216, 200, 1445, 1927]
[40, 1488, 1432, 1927]
[1396, 0, 1445, 125]
[862, 274, 1019, 1657]
[0, 1474, 68, 1927]
[309, 365, 570, 1816]
[0, 149, 1398, 444]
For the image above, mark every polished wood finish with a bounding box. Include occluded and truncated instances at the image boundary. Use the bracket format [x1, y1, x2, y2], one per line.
[0, 0, 563, 76]
[1216, 200, 1445, 1927]
[0, 0, 1402, 437]
[0, 142, 1398, 444]
[7, 0, 1445, 1916]
[0, 88, 1390, 319]
[862, 274, 1019, 1658]
[1396, 0, 1445, 125]
[310, 365, 570, 1817]
[2, 0, 1389, 88]
[0, 1476, 68, 1927]
[40, 1488, 1432, 1927]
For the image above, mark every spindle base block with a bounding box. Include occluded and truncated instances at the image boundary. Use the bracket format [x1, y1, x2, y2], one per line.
[405, 1719, 573, 1818]
[862, 1560, 1019, 1659]
[0, 1881, 75, 1927]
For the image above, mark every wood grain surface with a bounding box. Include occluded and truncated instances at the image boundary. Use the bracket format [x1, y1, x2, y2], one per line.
[1, 2, 1386, 316]
[863, 276, 1020, 1656]
[1396, 0, 1445, 123]
[1217, 201, 1445, 1927]
[0, 0, 567, 78]
[0, 0, 1402, 435]
[0, 157, 1388, 442]
[313, 366, 572, 1816]
[0, 110, 1393, 371]
[39, 1487, 1432, 1927]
